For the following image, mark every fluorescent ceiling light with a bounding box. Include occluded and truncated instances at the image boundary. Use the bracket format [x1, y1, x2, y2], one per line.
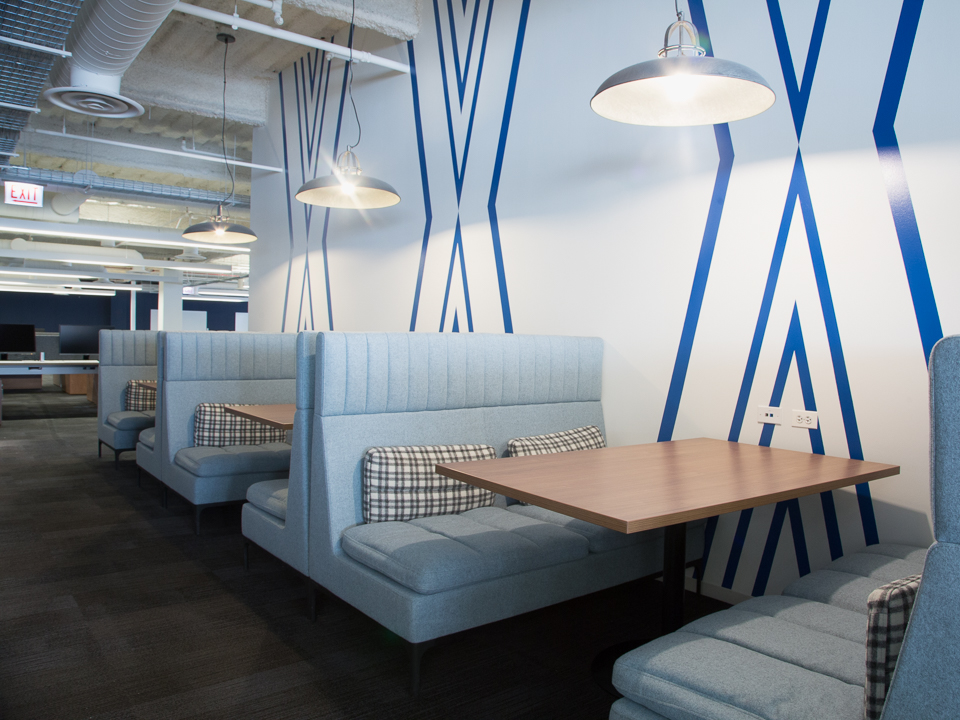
[182, 294, 248, 303]
[0, 268, 97, 279]
[196, 288, 249, 297]
[0, 285, 115, 297]
[0, 222, 251, 253]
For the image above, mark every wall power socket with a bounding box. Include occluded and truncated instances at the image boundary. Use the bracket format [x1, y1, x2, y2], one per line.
[791, 410, 818, 429]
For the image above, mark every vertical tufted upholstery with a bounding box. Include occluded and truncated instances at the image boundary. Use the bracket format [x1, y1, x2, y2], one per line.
[160, 332, 298, 507]
[242, 332, 319, 574]
[97, 330, 159, 453]
[136, 332, 165, 480]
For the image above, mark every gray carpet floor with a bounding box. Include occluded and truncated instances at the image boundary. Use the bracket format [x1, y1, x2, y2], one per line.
[0, 393, 727, 720]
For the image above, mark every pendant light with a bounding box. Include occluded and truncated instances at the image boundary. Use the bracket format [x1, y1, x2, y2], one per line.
[182, 33, 257, 243]
[295, 0, 400, 210]
[591, 3, 775, 127]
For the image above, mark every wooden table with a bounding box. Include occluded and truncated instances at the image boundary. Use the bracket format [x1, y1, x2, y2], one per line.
[224, 404, 296, 431]
[134, 380, 157, 391]
[437, 437, 900, 632]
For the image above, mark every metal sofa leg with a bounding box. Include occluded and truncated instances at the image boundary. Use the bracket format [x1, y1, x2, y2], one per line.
[161, 486, 168, 509]
[137, 467, 141, 487]
[98, 440, 102, 458]
[307, 579, 320, 622]
[114, 449, 121, 470]
[243, 540, 250, 571]
[408, 639, 436, 696]
[194, 505, 204, 535]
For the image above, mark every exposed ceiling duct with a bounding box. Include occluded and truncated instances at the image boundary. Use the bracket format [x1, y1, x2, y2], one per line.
[0, 236, 145, 261]
[46, 0, 180, 118]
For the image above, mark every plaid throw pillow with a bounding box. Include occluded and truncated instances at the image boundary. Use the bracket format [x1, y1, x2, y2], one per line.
[362, 444, 497, 524]
[125, 380, 156, 412]
[507, 425, 605, 457]
[864, 573, 922, 720]
[193, 403, 288, 448]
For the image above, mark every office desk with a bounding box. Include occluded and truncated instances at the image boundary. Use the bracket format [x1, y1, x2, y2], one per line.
[437, 437, 900, 633]
[0, 360, 99, 426]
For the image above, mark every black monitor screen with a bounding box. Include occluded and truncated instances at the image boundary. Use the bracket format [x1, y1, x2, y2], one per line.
[0, 323, 36, 353]
[59, 325, 110, 356]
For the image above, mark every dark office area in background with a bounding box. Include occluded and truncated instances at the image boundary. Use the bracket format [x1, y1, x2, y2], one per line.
[0, 291, 248, 332]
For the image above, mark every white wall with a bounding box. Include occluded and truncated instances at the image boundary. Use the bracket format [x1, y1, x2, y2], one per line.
[250, 0, 955, 599]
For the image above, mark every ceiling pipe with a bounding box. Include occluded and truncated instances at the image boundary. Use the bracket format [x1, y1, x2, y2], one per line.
[46, 0, 181, 118]
[173, 2, 410, 74]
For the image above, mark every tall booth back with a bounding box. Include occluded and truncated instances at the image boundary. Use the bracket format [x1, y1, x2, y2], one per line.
[883, 336, 960, 717]
[161, 332, 298, 465]
[97, 330, 158, 443]
[309, 332, 605, 583]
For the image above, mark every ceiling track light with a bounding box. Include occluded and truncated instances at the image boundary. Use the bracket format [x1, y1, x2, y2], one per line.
[183, 33, 258, 243]
[591, 4, 775, 127]
[295, 0, 400, 210]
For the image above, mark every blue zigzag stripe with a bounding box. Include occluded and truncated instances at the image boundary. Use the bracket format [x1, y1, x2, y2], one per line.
[873, 0, 940, 363]
[279, 70, 295, 332]
[407, 40, 433, 332]
[446, 0, 482, 110]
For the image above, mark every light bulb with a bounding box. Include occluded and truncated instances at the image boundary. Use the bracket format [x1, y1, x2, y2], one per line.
[341, 182, 356, 196]
[665, 74, 697, 102]
[215, 226, 225, 236]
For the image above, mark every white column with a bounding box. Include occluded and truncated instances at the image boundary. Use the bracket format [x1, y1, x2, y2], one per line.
[157, 270, 183, 331]
[129, 289, 137, 330]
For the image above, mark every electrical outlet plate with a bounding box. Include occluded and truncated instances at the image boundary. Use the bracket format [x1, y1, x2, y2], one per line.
[757, 406, 781, 425]
[791, 410, 818, 429]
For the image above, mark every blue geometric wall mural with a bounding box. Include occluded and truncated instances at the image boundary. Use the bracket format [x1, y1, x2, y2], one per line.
[277, 34, 351, 332]
[658, 0, 905, 595]
[408, 0, 530, 333]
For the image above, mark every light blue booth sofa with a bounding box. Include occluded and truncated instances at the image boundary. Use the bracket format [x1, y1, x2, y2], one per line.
[136, 331, 164, 486]
[242, 332, 319, 582]
[605, 333, 960, 719]
[159, 332, 297, 534]
[308, 332, 707, 692]
[97, 330, 158, 469]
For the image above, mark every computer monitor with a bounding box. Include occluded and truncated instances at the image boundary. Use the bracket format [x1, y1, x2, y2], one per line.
[0, 323, 36, 360]
[59, 325, 111, 359]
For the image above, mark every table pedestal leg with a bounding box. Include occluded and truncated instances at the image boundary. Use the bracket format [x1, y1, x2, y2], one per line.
[662, 522, 687, 633]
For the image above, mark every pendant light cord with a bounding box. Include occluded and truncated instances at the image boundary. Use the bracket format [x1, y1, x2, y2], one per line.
[346, 0, 361, 153]
[221, 37, 236, 205]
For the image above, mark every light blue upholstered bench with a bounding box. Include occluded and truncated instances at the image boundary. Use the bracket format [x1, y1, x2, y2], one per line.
[607, 335, 960, 720]
[97, 330, 158, 469]
[307, 331, 707, 693]
[159, 332, 297, 534]
[242, 332, 319, 591]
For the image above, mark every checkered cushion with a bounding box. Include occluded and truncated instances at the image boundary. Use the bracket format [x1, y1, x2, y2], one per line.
[864, 574, 922, 720]
[125, 380, 156, 412]
[506, 425, 605, 457]
[193, 403, 288, 448]
[362, 444, 497, 524]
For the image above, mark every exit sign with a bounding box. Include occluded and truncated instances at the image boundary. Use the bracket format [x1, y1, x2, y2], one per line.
[4, 182, 43, 207]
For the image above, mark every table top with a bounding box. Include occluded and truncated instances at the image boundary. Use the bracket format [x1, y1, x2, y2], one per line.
[436, 437, 900, 534]
[134, 380, 157, 390]
[224, 404, 296, 431]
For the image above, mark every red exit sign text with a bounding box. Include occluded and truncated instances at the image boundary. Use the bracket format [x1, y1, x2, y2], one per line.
[4, 182, 43, 207]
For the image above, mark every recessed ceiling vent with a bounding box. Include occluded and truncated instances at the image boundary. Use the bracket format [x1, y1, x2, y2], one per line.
[46, 0, 180, 118]
[44, 72, 144, 119]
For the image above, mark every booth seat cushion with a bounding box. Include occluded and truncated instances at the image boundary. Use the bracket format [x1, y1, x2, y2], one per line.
[612, 595, 869, 720]
[138, 427, 156, 450]
[506, 504, 645, 554]
[247, 478, 288, 521]
[782, 544, 927, 614]
[106, 410, 156, 431]
[174, 443, 291, 478]
[341, 506, 590, 595]
[362, 444, 497, 524]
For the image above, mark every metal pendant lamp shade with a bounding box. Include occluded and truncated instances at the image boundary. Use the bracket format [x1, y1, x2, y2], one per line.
[296, 150, 400, 209]
[182, 33, 257, 243]
[591, 13, 775, 127]
[182, 204, 258, 244]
